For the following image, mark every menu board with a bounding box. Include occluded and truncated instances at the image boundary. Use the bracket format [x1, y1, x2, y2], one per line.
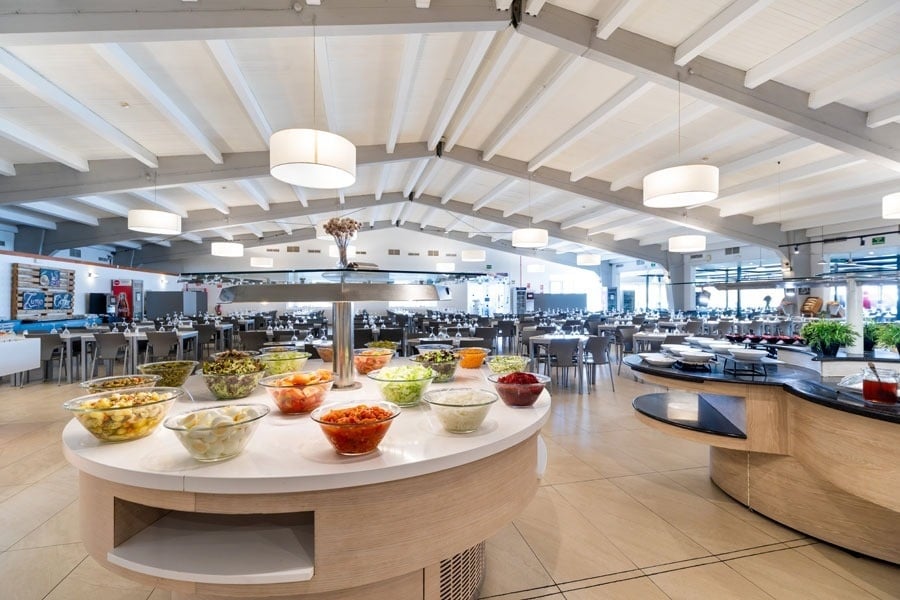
[53, 292, 74, 310]
[22, 290, 46, 311]
[11, 263, 76, 320]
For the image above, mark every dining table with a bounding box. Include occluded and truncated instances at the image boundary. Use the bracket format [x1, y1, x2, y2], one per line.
[633, 331, 670, 352]
[63, 329, 199, 383]
[528, 334, 589, 394]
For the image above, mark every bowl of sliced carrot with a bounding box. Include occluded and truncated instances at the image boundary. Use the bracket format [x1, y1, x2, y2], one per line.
[353, 348, 394, 375]
[259, 369, 334, 414]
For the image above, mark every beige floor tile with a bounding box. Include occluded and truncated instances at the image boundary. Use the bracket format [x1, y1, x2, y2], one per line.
[539, 437, 605, 485]
[0, 442, 70, 486]
[481, 523, 556, 597]
[726, 548, 880, 599]
[562, 577, 671, 599]
[11, 499, 81, 550]
[45, 554, 155, 600]
[0, 421, 66, 471]
[640, 555, 720, 576]
[550, 432, 657, 479]
[610, 472, 780, 554]
[0, 483, 27, 502]
[514, 487, 636, 583]
[147, 589, 171, 600]
[660, 467, 803, 542]
[649, 562, 773, 599]
[793, 544, 900, 600]
[600, 429, 709, 472]
[0, 468, 80, 550]
[0, 421, 45, 447]
[480, 586, 562, 600]
[0, 542, 87, 600]
[557, 570, 645, 592]
[714, 544, 789, 561]
[554, 479, 710, 568]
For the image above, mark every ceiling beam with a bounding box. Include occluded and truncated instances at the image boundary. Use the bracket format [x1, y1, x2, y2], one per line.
[472, 177, 517, 211]
[206, 40, 273, 144]
[808, 54, 900, 110]
[527, 78, 653, 172]
[402, 158, 430, 197]
[753, 179, 900, 225]
[0, 48, 158, 167]
[186, 184, 231, 215]
[387, 34, 425, 154]
[441, 166, 475, 204]
[503, 189, 553, 217]
[674, 0, 775, 67]
[413, 159, 442, 199]
[212, 228, 234, 241]
[236, 179, 270, 211]
[0, 115, 89, 172]
[717, 136, 814, 176]
[426, 30, 495, 151]
[314, 36, 339, 132]
[517, 3, 900, 172]
[23, 201, 99, 226]
[442, 145, 792, 249]
[0, 206, 57, 229]
[130, 190, 189, 218]
[0, 1, 511, 45]
[867, 99, 900, 129]
[0, 143, 431, 205]
[73, 195, 135, 217]
[443, 26, 521, 151]
[375, 164, 391, 200]
[244, 223, 264, 238]
[780, 204, 882, 231]
[92, 43, 223, 164]
[595, 0, 644, 40]
[0, 159, 14, 176]
[744, 0, 900, 89]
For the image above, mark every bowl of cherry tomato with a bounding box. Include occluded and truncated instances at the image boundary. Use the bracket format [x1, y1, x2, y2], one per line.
[353, 348, 394, 375]
[259, 369, 334, 414]
[487, 371, 551, 407]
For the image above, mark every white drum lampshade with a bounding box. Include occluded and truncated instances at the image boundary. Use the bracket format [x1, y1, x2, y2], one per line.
[882, 193, 900, 218]
[211, 242, 244, 257]
[668, 235, 706, 253]
[460, 249, 486, 262]
[643, 164, 719, 208]
[576, 253, 602, 266]
[512, 228, 548, 248]
[270, 128, 356, 189]
[250, 256, 274, 268]
[127, 209, 181, 235]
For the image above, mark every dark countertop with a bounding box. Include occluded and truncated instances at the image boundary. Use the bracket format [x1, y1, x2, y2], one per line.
[817, 349, 900, 363]
[623, 355, 819, 387]
[633, 392, 746, 438]
[784, 379, 900, 424]
[624, 355, 899, 424]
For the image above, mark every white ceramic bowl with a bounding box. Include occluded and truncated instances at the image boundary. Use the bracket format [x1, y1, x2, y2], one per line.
[691, 338, 717, 348]
[661, 344, 693, 356]
[728, 348, 769, 362]
[678, 351, 716, 364]
[640, 353, 677, 367]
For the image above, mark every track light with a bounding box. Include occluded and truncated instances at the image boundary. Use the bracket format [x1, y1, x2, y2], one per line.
[793, 245, 799, 254]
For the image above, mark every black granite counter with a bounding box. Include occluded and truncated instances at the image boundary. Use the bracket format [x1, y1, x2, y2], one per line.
[784, 379, 900, 424]
[817, 349, 900, 363]
[623, 355, 818, 387]
[633, 392, 746, 438]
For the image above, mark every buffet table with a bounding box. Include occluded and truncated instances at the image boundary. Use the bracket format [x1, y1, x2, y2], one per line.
[62, 361, 550, 599]
[624, 355, 899, 563]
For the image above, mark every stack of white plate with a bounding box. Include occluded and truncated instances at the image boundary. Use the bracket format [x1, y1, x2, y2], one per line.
[728, 348, 768, 362]
[638, 353, 677, 367]
[678, 350, 716, 364]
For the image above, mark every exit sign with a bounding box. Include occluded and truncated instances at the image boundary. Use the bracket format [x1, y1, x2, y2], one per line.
[871, 236, 886, 245]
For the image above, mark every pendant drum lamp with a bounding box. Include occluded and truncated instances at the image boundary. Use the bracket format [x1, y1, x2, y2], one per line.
[127, 209, 181, 235]
[211, 242, 244, 257]
[460, 249, 486, 262]
[643, 164, 719, 207]
[512, 176, 549, 248]
[882, 192, 900, 218]
[668, 235, 706, 253]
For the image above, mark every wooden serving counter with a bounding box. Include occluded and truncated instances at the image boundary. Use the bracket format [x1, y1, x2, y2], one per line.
[624, 356, 899, 564]
[63, 365, 550, 599]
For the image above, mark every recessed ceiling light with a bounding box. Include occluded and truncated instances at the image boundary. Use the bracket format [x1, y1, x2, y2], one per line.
[119, 101, 130, 109]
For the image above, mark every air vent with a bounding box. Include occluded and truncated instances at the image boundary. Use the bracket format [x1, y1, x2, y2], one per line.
[446, 252, 457, 257]
[357, 250, 367, 255]
[266, 248, 280, 253]
[635, 259, 644, 265]
[70, 249, 82, 258]
[427, 250, 439, 257]
[724, 247, 741, 255]
[689, 253, 704, 260]
[408, 252, 420, 256]
[287, 246, 300, 253]
[388, 249, 400, 256]
[306, 249, 321, 254]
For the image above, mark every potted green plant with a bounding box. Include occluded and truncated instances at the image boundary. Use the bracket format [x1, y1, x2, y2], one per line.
[875, 322, 900, 354]
[800, 320, 858, 357]
[863, 322, 879, 352]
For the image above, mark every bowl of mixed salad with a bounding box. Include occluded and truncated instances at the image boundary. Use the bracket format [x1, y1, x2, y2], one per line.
[366, 364, 436, 407]
[201, 350, 266, 400]
[409, 349, 460, 383]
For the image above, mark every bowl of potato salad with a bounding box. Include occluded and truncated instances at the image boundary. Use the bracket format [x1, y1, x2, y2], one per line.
[164, 404, 269, 462]
[63, 387, 183, 442]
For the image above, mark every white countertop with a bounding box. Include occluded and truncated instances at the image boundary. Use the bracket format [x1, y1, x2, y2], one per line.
[62, 360, 550, 495]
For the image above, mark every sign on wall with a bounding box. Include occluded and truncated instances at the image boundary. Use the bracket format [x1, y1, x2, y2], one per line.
[22, 290, 46, 311]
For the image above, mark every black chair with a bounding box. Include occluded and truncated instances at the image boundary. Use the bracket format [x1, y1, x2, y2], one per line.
[27, 333, 66, 385]
[354, 328, 374, 348]
[474, 327, 498, 352]
[547, 338, 579, 388]
[584, 335, 615, 391]
[90, 332, 129, 378]
[458, 339, 485, 348]
[239, 330, 269, 352]
[496, 320, 517, 353]
[144, 331, 179, 363]
[377, 328, 404, 355]
[615, 326, 637, 375]
[195, 323, 217, 359]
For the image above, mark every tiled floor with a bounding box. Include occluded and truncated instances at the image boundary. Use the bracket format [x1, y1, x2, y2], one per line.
[0, 366, 897, 599]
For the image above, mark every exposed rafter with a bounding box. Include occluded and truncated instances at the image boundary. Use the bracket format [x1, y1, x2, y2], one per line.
[402, 158, 430, 197]
[0, 159, 14, 176]
[413, 159, 443, 199]
[808, 54, 900, 110]
[291, 186, 309, 208]
[375, 164, 391, 200]
[517, 3, 900, 172]
[73, 195, 134, 217]
[472, 177, 516, 211]
[674, 0, 776, 67]
[0, 115, 89, 172]
[237, 179, 270, 211]
[387, 34, 425, 154]
[595, 0, 644, 40]
[23, 201, 98, 226]
[717, 136, 814, 176]
[186, 184, 231, 215]
[314, 36, 339, 132]
[212, 228, 234, 241]
[0, 143, 431, 206]
[441, 166, 474, 204]
[867, 99, 900, 129]
[206, 40, 273, 143]
[130, 190, 189, 218]
[0, 206, 57, 229]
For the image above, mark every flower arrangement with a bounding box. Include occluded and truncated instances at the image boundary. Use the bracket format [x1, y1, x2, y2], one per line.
[323, 217, 361, 238]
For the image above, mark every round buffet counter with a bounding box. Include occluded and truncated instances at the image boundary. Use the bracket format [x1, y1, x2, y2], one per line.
[624, 355, 899, 564]
[62, 363, 550, 599]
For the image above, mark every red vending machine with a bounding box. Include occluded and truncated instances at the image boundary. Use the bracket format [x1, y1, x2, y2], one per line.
[111, 279, 134, 321]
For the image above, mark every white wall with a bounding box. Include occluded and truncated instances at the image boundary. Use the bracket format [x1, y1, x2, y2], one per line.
[0, 250, 182, 320]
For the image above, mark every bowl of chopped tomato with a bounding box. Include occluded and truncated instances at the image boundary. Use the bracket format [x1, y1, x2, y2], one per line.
[259, 369, 334, 414]
[487, 372, 551, 407]
[353, 348, 394, 375]
[310, 400, 400, 455]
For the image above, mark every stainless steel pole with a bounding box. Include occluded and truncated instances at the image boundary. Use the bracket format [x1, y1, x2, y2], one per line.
[332, 301, 358, 389]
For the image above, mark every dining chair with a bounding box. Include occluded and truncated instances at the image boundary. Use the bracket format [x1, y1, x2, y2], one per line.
[90, 332, 129, 378]
[615, 326, 637, 375]
[682, 320, 702, 334]
[547, 338, 580, 388]
[195, 323, 217, 359]
[26, 333, 66, 385]
[144, 331, 179, 363]
[238, 330, 269, 352]
[474, 327, 498, 352]
[354, 328, 375, 348]
[583, 335, 614, 391]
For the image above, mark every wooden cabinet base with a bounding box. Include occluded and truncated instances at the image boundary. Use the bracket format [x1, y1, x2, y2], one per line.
[711, 448, 900, 564]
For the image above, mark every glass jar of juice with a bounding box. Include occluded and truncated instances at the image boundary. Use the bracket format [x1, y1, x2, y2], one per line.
[861, 368, 898, 404]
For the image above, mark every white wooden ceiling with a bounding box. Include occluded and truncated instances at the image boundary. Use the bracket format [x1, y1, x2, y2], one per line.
[0, 0, 897, 270]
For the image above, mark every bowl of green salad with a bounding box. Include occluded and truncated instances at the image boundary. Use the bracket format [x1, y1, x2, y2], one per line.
[201, 351, 266, 400]
[487, 354, 531, 375]
[410, 349, 460, 383]
[367, 364, 436, 407]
